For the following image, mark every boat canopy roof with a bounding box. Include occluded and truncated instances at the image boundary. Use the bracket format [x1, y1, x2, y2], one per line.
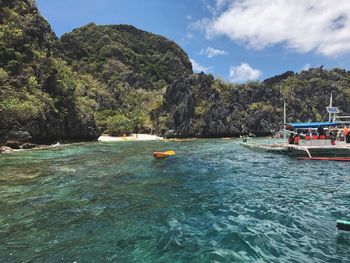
[288, 122, 340, 129]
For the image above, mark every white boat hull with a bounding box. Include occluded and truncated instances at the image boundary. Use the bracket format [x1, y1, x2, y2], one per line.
[287, 145, 350, 157]
[241, 142, 350, 157]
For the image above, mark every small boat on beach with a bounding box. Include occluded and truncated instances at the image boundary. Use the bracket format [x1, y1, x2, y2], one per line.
[153, 150, 176, 159]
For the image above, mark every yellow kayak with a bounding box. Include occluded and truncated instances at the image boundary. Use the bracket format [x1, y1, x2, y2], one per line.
[153, 150, 176, 159]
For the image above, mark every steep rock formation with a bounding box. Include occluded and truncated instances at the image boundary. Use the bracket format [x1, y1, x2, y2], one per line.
[57, 23, 194, 135]
[2, 1, 350, 146]
[0, 1, 193, 146]
[58, 23, 193, 88]
[162, 69, 350, 137]
[0, 0, 100, 146]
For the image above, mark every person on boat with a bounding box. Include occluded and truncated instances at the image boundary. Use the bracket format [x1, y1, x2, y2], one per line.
[343, 126, 349, 143]
[317, 126, 325, 139]
[288, 133, 294, 144]
[329, 129, 336, 145]
[293, 133, 300, 145]
[305, 131, 311, 140]
[304, 129, 311, 140]
[344, 126, 350, 143]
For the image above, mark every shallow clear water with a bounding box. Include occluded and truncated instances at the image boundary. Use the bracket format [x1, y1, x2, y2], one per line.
[0, 139, 350, 262]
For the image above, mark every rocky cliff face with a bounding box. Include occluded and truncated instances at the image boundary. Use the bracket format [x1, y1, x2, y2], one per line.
[58, 23, 193, 88]
[2, 1, 350, 148]
[0, 1, 193, 147]
[57, 23, 194, 136]
[163, 73, 276, 137]
[0, 1, 103, 147]
[162, 69, 350, 137]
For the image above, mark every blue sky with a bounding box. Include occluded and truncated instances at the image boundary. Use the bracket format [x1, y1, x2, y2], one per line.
[36, 0, 350, 82]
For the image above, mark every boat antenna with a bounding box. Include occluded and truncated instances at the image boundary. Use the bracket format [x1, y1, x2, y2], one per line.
[328, 92, 333, 122]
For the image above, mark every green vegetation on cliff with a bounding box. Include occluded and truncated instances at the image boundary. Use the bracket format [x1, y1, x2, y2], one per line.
[163, 69, 350, 137]
[0, 0, 104, 145]
[1, 0, 350, 146]
[0, 0, 192, 146]
[58, 22, 192, 135]
[59, 23, 192, 86]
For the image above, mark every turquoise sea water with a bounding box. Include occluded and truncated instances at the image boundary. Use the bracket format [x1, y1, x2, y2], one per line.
[0, 139, 350, 262]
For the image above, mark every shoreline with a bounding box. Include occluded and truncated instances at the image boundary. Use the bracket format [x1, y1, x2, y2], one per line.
[0, 142, 65, 154]
[1, 135, 256, 154]
[98, 134, 164, 142]
[1, 134, 164, 154]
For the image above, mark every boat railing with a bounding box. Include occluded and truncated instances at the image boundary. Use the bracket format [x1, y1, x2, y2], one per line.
[299, 139, 333, 147]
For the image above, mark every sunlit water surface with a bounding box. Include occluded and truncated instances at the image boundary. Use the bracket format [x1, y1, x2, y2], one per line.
[0, 139, 349, 262]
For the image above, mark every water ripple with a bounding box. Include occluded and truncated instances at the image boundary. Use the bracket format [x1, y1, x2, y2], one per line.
[0, 139, 349, 262]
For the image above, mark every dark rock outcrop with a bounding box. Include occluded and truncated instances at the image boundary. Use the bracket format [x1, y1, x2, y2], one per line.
[163, 73, 249, 137]
[161, 69, 350, 138]
[164, 76, 196, 137]
[28, 111, 99, 144]
[0, 0, 193, 146]
[2, 1, 350, 144]
[5, 141, 22, 149]
[0, 0, 103, 146]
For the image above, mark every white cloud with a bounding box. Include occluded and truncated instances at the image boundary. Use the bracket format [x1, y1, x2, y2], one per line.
[302, 64, 311, 71]
[200, 47, 228, 58]
[200, 0, 350, 57]
[186, 15, 193, 20]
[190, 59, 210, 73]
[190, 17, 211, 32]
[215, 0, 232, 10]
[204, 0, 233, 16]
[229, 63, 262, 82]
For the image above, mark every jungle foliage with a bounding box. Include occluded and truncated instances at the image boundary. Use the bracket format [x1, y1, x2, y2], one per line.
[1, 0, 350, 144]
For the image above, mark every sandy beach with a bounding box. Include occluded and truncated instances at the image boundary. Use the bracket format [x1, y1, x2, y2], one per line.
[98, 134, 164, 142]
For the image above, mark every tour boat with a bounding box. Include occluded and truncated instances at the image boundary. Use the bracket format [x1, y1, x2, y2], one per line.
[241, 97, 350, 160]
[241, 122, 350, 159]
